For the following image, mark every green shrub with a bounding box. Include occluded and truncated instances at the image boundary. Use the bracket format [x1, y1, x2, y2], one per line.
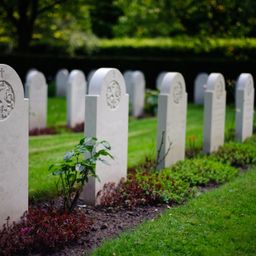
[100, 158, 238, 207]
[169, 158, 238, 186]
[212, 142, 256, 168]
[144, 89, 158, 116]
[49, 137, 113, 212]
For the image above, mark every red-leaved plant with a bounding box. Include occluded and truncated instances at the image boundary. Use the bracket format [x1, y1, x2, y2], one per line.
[0, 207, 92, 256]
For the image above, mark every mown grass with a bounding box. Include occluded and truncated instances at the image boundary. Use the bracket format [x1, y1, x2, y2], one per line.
[29, 98, 252, 200]
[91, 167, 256, 256]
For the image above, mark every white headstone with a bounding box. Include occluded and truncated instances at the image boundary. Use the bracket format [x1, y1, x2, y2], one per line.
[156, 72, 187, 170]
[81, 68, 129, 205]
[0, 64, 28, 227]
[87, 70, 96, 83]
[131, 71, 145, 117]
[156, 71, 167, 90]
[203, 73, 226, 153]
[194, 73, 208, 105]
[67, 70, 87, 128]
[56, 69, 69, 97]
[25, 68, 37, 82]
[123, 70, 133, 96]
[25, 71, 47, 131]
[235, 73, 255, 142]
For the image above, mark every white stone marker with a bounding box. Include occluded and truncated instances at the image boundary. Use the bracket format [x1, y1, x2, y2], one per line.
[156, 71, 167, 90]
[87, 69, 96, 83]
[81, 68, 129, 205]
[131, 71, 145, 117]
[0, 64, 28, 228]
[194, 73, 208, 105]
[203, 73, 226, 153]
[123, 70, 133, 96]
[25, 68, 37, 82]
[56, 69, 69, 97]
[124, 70, 145, 117]
[235, 73, 255, 142]
[67, 70, 87, 128]
[25, 71, 47, 131]
[156, 72, 187, 170]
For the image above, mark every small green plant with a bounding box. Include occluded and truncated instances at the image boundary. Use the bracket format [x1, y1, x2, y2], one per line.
[211, 142, 256, 168]
[144, 89, 158, 116]
[49, 137, 113, 212]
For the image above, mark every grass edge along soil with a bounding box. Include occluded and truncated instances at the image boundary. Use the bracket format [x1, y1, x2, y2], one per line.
[92, 166, 256, 256]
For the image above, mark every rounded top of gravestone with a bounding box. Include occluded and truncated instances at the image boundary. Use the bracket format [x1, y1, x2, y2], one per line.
[89, 68, 126, 110]
[27, 71, 47, 89]
[123, 70, 133, 81]
[156, 71, 168, 90]
[194, 73, 208, 87]
[25, 68, 37, 81]
[87, 70, 96, 82]
[56, 69, 69, 81]
[0, 64, 24, 120]
[68, 70, 86, 88]
[206, 73, 225, 99]
[132, 71, 145, 86]
[160, 72, 186, 104]
[236, 73, 254, 96]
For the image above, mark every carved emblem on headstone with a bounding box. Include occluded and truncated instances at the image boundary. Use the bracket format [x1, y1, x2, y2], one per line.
[0, 80, 15, 120]
[216, 81, 224, 99]
[106, 80, 121, 109]
[173, 82, 183, 104]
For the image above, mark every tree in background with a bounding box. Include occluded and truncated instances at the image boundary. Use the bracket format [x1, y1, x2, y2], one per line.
[113, 0, 256, 38]
[0, 0, 93, 52]
[88, 0, 122, 38]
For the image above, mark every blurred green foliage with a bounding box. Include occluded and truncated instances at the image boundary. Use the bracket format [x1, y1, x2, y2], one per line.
[0, 0, 256, 53]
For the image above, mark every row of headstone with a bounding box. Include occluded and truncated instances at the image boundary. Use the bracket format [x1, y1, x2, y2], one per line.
[157, 72, 255, 172]
[1, 64, 254, 226]
[56, 68, 146, 119]
[55, 69, 94, 98]
[123, 70, 145, 117]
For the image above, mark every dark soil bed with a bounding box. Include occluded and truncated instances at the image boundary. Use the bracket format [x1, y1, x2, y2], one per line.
[33, 200, 167, 256]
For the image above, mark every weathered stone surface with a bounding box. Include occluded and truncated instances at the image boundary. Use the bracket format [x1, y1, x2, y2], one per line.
[203, 73, 226, 153]
[194, 73, 208, 105]
[0, 64, 28, 228]
[156, 72, 187, 170]
[235, 73, 255, 142]
[25, 71, 47, 130]
[67, 70, 87, 128]
[81, 68, 129, 205]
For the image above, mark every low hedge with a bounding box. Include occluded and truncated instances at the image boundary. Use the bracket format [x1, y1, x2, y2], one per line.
[95, 37, 256, 60]
[2, 37, 256, 61]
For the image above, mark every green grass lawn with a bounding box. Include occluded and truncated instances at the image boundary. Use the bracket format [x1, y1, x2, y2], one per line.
[91, 167, 256, 256]
[29, 98, 253, 200]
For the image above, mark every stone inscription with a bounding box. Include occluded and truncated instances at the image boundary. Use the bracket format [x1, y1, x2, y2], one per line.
[0, 80, 15, 120]
[106, 80, 121, 109]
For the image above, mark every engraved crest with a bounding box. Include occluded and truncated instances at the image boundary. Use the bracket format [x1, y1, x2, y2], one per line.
[173, 82, 183, 104]
[216, 81, 224, 99]
[0, 80, 15, 120]
[106, 80, 121, 109]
